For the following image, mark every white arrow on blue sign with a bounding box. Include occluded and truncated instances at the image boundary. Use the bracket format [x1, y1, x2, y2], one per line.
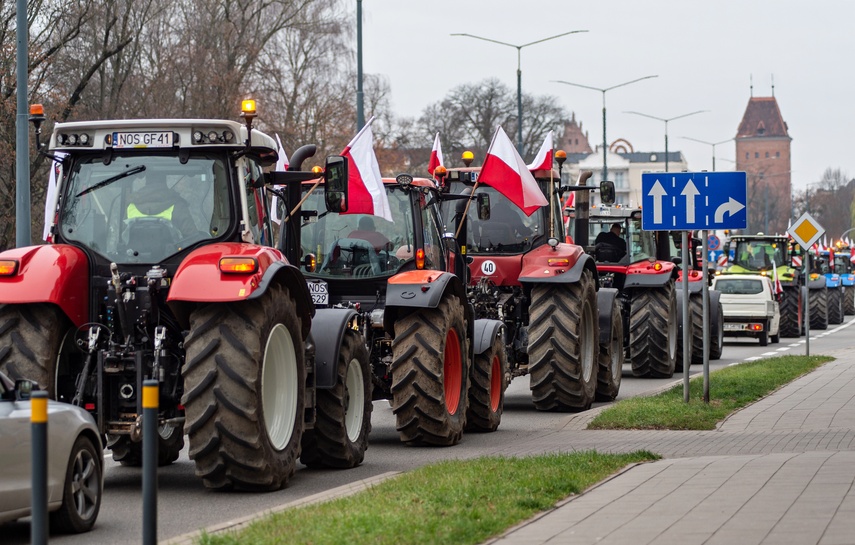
[641, 171, 747, 231]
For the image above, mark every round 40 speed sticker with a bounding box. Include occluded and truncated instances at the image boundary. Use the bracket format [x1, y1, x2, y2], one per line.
[480, 260, 497, 275]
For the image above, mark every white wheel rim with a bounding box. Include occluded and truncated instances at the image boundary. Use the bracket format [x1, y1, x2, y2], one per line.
[344, 357, 365, 442]
[261, 324, 298, 451]
[581, 301, 595, 383]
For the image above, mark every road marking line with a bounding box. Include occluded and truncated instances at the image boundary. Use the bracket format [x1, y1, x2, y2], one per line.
[761, 352, 779, 356]
[788, 343, 801, 347]
[776, 347, 790, 352]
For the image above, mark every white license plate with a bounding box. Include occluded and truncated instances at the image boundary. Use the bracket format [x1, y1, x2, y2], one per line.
[306, 280, 329, 306]
[112, 131, 174, 148]
[723, 323, 744, 331]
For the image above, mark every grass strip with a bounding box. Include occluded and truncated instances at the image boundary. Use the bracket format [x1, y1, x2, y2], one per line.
[198, 450, 658, 545]
[589, 355, 833, 430]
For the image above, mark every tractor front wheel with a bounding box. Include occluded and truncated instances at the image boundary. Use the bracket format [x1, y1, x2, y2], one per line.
[391, 295, 469, 446]
[595, 295, 624, 402]
[529, 269, 599, 411]
[465, 329, 507, 432]
[183, 283, 305, 491]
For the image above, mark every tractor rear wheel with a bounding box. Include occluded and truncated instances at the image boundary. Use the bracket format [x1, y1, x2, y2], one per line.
[109, 423, 184, 467]
[183, 283, 305, 491]
[0, 304, 70, 393]
[809, 287, 828, 330]
[779, 286, 801, 337]
[629, 283, 677, 378]
[529, 269, 598, 411]
[844, 286, 855, 316]
[465, 330, 507, 432]
[689, 295, 707, 366]
[301, 330, 372, 469]
[828, 288, 844, 325]
[391, 295, 469, 446]
[595, 295, 623, 402]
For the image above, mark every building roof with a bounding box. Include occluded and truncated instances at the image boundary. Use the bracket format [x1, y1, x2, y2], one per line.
[736, 97, 790, 138]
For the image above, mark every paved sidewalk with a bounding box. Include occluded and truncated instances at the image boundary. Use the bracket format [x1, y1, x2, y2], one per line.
[485, 349, 855, 545]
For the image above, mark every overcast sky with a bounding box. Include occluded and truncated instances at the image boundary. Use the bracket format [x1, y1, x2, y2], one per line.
[358, 0, 853, 190]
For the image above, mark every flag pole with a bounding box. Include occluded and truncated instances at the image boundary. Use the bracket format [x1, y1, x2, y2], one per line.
[455, 181, 480, 240]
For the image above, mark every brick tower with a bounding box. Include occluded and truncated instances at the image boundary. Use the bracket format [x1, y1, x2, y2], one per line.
[735, 93, 792, 235]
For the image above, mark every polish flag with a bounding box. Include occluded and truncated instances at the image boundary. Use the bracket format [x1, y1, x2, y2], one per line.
[527, 131, 553, 171]
[771, 260, 783, 295]
[43, 151, 67, 241]
[341, 117, 393, 222]
[478, 126, 548, 216]
[270, 134, 290, 225]
[564, 192, 575, 209]
[428, 132, 444, 176]
[850, 245, 855, 264]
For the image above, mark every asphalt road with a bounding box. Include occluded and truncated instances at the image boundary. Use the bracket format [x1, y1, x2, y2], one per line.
[5, 315, 854, 544]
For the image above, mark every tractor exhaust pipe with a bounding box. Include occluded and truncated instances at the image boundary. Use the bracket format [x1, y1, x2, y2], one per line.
[574, 171, 594, 250]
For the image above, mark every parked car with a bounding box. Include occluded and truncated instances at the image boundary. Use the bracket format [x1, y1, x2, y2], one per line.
[0, 372, 103, 533]
[712, 274, 780, 346]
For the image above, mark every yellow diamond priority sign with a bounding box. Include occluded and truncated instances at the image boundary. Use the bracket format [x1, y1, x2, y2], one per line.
[788, 212, 825, 250]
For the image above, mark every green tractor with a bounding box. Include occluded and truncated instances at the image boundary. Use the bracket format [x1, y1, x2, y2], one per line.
[721, 234, 818, 337]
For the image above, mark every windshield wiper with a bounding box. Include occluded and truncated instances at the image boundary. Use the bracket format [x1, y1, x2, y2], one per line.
[75, 165, 146, 198]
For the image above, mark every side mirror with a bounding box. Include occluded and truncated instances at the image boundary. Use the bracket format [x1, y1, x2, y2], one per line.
[599, 180, 615, 205]
[14, 379, 36, 400]
[476, 193, 490, 220]
[324, 156, 348, 213]
[672, 256, 682, 265]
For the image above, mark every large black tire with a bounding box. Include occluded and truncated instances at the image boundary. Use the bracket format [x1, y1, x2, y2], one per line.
[595, 295, 623, 402]
[675, 292, 694, 373]
[49, 435, 102, 534]
[391, 295, 469, 446]
[182, 283, 306, 491]
[779, 286, 801, 337]
[629, 283, 677, 378]
[529, 269, 598, 411]
[710, 300, 724, 360]
[465, 330, 507, 432]
[828, 287, 844, 325]
[109, 423, 184, 467]
[687, 295, 707, 366]
[301, 330, 372, 468]
[809, 287, 828, 330]
[0, 304, 70, 393]
[844, 286, 855, 316]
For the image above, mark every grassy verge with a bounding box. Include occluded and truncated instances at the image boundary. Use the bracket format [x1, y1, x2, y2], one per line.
[198, 451, 658, 545]
[589, 355, 833, 430]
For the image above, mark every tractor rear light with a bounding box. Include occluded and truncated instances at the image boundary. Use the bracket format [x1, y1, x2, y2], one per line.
[415, 248, 426, 270]
[548, 258, 569, 267]
[653, 263, 663, 271]
[689, 270, 699, 278]
[303, 253, 316, 273]
[84, 403, 95, 411]
[0, 260, 18, 276]
[219, 257, 258, 274]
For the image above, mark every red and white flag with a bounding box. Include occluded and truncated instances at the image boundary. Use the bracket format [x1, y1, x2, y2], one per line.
[341, 117, 393, 222]
[43, 151, 67, 241]
[771, 260, 783, 295]
[564, 193, 575, 209]
[527, 131, 553, 171]
[428, 132, 444, 176]
[270, 134, 290, 225]
[850, 245, 855, 264]
[479, 126, 548, 216]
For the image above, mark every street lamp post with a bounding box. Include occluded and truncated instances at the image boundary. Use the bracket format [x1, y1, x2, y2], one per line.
[553, 75, 658, 182]
[624, 110, 709, 172]
[681, 136, 734, 172]
[356, 0, 364, 130]
[451, 30, 588, 155]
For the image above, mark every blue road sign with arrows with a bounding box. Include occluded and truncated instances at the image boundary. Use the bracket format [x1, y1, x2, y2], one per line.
[641, 171, 747, 231]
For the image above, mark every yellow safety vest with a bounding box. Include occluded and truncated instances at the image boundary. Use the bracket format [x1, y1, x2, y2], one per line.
[127, 203, 174, 221]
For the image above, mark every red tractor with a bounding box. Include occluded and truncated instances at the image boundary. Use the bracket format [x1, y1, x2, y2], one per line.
[441, 165, 623, 410]
[0, 104, 370, 491]
[271, 166, 506, 442]
[572, 206, 681, 377]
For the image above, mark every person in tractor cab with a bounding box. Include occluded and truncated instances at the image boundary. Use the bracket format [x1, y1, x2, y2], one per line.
[748, 246, 773, 270]
[348, 216, 392, 253]
[126, 171, 198, 240]
[594, 223, 627, 262]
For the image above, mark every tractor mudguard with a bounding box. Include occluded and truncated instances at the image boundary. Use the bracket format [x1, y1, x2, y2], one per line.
[519, 250, 599, 291]
[623, 264, 676, 289]
[310, 308, 358, 389]
[472, 318, 505, 356]
[596, 288, 619, 345]
[167, 242, 313, 337]
[824, 274, 841, 289]
[807, 276, 827, 290]
[0, 244, 88, 327]
[382, 270, 470, 336]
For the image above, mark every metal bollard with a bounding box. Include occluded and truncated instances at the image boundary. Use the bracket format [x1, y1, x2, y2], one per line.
[31, 390, 49, 545]
[143, 379, 158, 545]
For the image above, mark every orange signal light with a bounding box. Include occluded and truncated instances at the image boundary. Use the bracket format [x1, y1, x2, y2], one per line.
[0, 260, 18, 276]
[548, 258, 570, 267]
[30, 104, 44, 116]
[312, 165, 323, 174]
[241, 99, 257, 115]
[653, 262, 663, 271]
[415, 248, 426, 270]
[219, 257, 258, 274]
